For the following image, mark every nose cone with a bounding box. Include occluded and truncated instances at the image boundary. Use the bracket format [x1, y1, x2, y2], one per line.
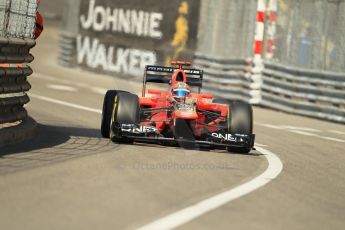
[174, 110, 198, 119]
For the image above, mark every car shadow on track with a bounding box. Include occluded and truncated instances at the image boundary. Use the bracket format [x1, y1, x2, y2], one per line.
[0, 124, 116, 174]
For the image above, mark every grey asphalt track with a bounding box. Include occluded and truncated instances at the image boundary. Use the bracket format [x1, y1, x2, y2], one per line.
[0, 22, 344, 230]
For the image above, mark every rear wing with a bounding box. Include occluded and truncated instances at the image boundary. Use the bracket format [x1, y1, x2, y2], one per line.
[142, 65, 203, 96]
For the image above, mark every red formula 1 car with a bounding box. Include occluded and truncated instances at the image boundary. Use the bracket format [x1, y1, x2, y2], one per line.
[101, 61, 255, 153]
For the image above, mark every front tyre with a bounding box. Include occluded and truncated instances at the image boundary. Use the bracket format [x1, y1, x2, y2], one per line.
[228, 101, 253, 153]
[101, 90, 118, 138]
[213, 98, 253, 153]
[111, 92, 140, 143]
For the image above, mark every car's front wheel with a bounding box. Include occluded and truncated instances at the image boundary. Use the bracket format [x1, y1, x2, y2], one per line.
[110, 92, 140, 143]
[101, 90, 118, 138]
[228, 101, 253, 153]
[213, 99, 253, 153]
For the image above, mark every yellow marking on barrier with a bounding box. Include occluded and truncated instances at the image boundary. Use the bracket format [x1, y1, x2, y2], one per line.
[110, 96, 118, 137]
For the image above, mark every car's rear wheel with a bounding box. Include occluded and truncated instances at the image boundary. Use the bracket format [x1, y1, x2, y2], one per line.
[111, 92, 140, 143]
[213, 99, 253, 153]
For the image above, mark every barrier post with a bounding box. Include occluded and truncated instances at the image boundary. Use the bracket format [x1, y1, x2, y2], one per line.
[265, 0, 277, 61]
[251, 0, 267, 104]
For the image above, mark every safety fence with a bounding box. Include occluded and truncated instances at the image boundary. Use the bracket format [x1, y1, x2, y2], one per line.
[58, 0, 345, 123]
[193, 0, 345, 124]
[193, 0, 261, 104]
[259, 0, 345, 123]
[194, 54, 262, 105]
[175, 0, 262, 104]
[272, 0, 345, 73]
[0, 0, 37, 127]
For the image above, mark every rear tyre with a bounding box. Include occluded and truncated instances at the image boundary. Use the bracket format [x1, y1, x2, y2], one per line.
[101, 90, 118, 138]
[111, 92, 140, 143]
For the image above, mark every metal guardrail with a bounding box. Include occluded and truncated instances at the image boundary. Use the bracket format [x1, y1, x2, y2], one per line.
[261, 62, 345, 123]
[194, 53, 262, 104]
[58, 32, 75, 67]
[194, 54, 345, 124]
[58, 0, 80, 67]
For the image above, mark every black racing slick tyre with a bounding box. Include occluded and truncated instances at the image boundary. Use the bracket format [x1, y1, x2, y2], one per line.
[101, 90, 117, 138]
[228, 101, 253, 153]
[113, 92, 140, 124]
[213, 99, 253, 153]
[111, 92, 140, 143]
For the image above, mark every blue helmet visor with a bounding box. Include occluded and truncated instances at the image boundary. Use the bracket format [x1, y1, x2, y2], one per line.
[173, 89, 190, 97]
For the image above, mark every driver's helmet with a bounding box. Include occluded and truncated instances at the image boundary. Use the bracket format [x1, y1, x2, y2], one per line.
[173, 82, 190, 97]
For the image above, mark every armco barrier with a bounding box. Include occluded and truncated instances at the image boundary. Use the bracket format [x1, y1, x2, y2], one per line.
[261, 62, 345, 123]
[58, 0, 81, 67]
[194, 55, 345, 124]
[194, 54, 262, 104]
[58, 32, 75, 67]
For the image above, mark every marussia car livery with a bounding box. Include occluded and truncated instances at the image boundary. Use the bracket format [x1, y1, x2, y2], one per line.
[101, 61, 255, 153]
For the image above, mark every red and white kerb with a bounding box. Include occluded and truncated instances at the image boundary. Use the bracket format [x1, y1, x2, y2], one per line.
[254, 0, 266, 60]
[266, 0, 277, 60]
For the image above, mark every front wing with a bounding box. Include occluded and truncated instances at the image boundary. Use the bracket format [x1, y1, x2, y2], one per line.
[112, 124, 255, 150]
